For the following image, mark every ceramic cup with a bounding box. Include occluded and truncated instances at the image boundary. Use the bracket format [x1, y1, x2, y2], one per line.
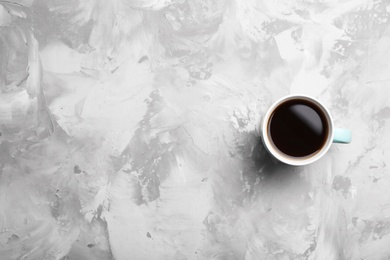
[260, 95, 352, 166]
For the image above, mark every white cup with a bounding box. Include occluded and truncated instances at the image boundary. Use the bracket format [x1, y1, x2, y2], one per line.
[260, 95, 352, 166]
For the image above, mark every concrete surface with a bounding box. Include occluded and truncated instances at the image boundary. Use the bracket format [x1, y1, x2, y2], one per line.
[1, 0, 390, 259]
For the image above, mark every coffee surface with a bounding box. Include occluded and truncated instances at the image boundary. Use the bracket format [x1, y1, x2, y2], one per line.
[268, 99, 328, 157]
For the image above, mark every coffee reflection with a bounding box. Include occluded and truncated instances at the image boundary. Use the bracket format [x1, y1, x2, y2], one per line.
[268, 99, 329, 157]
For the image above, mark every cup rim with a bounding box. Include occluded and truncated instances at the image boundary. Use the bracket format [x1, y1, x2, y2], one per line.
[260, 94, 334, 166]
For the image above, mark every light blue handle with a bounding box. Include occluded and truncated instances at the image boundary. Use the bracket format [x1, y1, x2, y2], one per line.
[333, 128, 352, 143]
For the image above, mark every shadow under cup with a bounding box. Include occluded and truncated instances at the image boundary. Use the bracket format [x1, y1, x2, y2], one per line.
[260, 95, 335, 166]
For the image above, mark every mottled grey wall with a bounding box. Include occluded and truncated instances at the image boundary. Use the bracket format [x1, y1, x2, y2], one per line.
[1, 0, 390, 259]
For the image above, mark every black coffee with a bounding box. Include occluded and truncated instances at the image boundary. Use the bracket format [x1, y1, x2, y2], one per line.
[268, 99, 329, 157]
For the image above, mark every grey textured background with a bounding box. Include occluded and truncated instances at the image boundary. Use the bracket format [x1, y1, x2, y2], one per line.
[1, 0, 390, 259]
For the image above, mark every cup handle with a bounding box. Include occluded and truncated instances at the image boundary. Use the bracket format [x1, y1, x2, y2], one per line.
[333, 128, 352, 143]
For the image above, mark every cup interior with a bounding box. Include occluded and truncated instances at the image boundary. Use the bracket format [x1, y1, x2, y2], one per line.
[260, 95, 334, 166]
